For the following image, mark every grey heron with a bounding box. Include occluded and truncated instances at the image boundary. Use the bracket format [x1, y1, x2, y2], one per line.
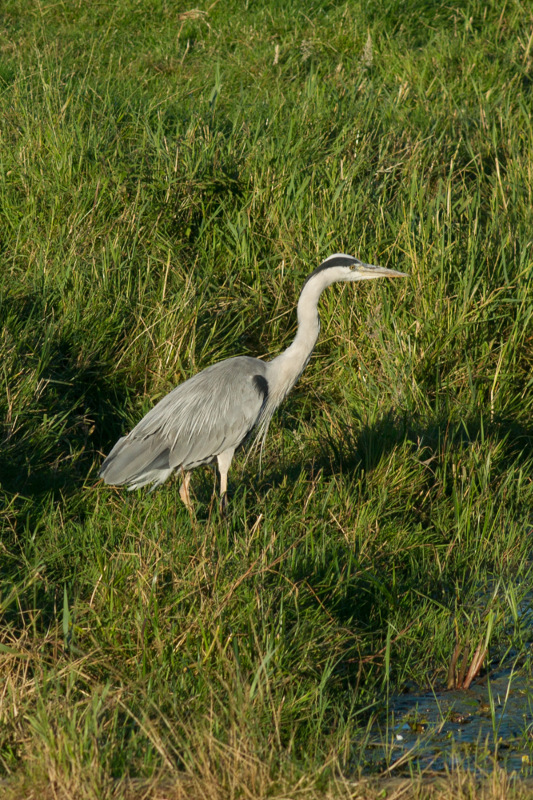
[99, 254, 406, 510]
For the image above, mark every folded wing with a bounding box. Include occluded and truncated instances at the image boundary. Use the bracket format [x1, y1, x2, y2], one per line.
[99, 356, 269, 490]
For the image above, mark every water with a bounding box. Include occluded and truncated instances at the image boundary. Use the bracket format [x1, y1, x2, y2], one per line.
[363, 666, 533, 775]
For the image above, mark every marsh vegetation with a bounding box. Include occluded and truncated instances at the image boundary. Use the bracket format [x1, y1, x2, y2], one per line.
[1, 0, 533, 797]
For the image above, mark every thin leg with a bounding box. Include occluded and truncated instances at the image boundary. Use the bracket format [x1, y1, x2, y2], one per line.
[220, 491, 229, 516]
[179, 470, 193, 511]
[217, 448, 235, 513]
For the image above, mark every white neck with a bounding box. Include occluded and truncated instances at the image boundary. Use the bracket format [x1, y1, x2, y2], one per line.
[266, 270, 332, 406]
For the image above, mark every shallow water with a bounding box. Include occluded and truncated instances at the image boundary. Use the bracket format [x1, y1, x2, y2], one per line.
[363, 666, 533, 775]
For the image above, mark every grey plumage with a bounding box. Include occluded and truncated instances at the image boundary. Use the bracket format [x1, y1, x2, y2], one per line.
[99, 254, 406, 509]
[100, 358, 268, 490]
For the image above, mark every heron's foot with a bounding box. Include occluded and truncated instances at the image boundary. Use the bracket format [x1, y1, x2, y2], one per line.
[219, 492, 229, 517]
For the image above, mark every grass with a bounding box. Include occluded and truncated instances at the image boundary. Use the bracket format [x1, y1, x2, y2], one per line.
[1, 0, 533, 796]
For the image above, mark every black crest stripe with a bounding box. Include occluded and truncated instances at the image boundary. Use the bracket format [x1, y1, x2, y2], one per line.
[303, 255, 360, 286]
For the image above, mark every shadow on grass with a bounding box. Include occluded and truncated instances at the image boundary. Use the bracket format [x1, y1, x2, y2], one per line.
[252, 409, 533, 499]
[0, 292, 132, 503]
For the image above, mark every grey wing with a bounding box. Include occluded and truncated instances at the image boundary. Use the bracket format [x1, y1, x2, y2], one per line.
[99, 357, 269, 489]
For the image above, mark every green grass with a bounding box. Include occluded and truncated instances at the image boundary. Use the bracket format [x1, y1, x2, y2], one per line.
[1, 0, 533, 796]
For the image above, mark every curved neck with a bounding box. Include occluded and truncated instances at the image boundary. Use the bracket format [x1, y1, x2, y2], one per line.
[285, 276, 323, 362]
[267, 272, 331, 400]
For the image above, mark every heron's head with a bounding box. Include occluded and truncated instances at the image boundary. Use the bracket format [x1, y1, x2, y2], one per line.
[306, 253, 407, 286]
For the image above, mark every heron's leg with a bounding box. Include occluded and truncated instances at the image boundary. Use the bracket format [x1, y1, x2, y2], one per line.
[217, 447, 235, 513]
[179, 470, 193, 511]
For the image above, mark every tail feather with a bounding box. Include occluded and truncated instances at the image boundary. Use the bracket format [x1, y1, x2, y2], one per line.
[99, 435, 173, 489]
[127, 468, 174, 492]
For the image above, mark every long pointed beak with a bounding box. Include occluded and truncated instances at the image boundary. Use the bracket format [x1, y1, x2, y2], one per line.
[358, 263, 408, 278]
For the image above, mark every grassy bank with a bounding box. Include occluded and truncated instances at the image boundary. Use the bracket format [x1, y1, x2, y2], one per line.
[1, 0, 533, 796]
